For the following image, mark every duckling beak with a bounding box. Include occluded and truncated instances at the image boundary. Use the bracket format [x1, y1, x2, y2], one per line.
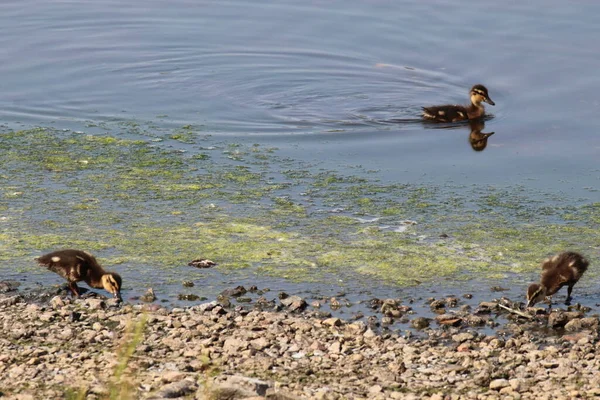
[484, 97, 495, 106]
[115, 292, 123, 302]
[526, 299, 535, 308]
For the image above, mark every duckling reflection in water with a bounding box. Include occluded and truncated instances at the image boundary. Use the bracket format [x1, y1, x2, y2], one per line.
[36, 249, 122, 301]
[526, 251, 589, 308]
[468, 120, 495, 151]
[422, 84, 495, 122]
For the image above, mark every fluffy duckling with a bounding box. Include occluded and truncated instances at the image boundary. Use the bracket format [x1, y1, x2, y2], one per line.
[36, 249, 122, 300]
[526, 251, 589, 307]
[422, 84, 495, 122]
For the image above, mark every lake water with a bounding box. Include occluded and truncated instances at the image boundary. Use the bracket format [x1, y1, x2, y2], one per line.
[1, 0, 599, 320]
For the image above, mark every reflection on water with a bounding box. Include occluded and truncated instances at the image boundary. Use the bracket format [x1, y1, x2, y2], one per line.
[468, 120, 495, 152]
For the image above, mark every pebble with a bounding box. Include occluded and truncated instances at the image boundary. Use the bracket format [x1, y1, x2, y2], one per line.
[2, 290, 600, 400]
[489, 379, 510, 390]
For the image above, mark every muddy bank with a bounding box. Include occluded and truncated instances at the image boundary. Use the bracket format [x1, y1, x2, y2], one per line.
[1, 289, 600, 400]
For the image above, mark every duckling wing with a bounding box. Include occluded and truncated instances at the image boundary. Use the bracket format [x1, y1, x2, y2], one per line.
[422, 106, 468, 122]
[36, 250, 84, 282]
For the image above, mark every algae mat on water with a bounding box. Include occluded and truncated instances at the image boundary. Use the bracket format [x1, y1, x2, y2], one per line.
[1, 128, 599, 288]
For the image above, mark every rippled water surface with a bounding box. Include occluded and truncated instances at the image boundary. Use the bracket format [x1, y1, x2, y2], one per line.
[1, 0, 600, 318]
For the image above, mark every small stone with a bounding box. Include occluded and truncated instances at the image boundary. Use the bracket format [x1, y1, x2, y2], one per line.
[280, 296, 307, 312]
[410, 317, 430, 329]
[565, 317, 599, 332]
[329, 297, 341, 309]
[452, 332, 475, 343]
[0, 295, 23, 307]
[364, 328, 376, 338]
[250, 337, 269, 351]
[489, 379, 509, 390]
[188, 259, 216, 268]
[328, 341, 341, 354]
[429, 299, 445, 309]
[157, 379, 196, 398]
[161, 371, 185, 383]
[445, 296, 459, 307]
[368, 384, 383, 394]
[178, 293, 200, 301]
[323, 318, 342, 327]
[49, 296, 64, 308]
[436, 315, 462, 327]
[540, 360, 559, 369]
[548, 311, 568, 328]
[220, 286, 247, 297]
[193, 301, 217, 313]
[223, 338, 248, 354]
[0, 281, 19, 293]
[84, 298, 105, 310]
[140, 288, 156, 303]
[219, 375, 271, 397]
[478, 301, 499, 310]
[509, 379, 522, 392]
[457, 342, 471, 352]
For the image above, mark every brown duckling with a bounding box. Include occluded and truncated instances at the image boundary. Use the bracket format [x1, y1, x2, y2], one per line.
[423, 84, 495, 122]
[526, 251, 589, 307]
[36, 249, 122, 301]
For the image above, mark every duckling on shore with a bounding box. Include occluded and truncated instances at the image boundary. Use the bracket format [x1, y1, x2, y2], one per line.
[36, 249, 122, 301]
[422, 84, 495, 122]
[526, 251, 589, 307]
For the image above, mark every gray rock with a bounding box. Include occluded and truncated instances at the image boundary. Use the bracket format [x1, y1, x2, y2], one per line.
[565, 317, 599, 332]
[548, 311, 569, 328]
[84, 298, 105, 310]
[192, 301, 218, 313]
[220, 286, 247, 297]
[155, 379, 196, 398]
[410, 317, 430, 329]
[217, 375, 271, 396]
[429, 299, 445, 309]
[0, 281, 19, 293]
[452, 332, 475, 343]
[0, 295, 23, 307]
[280, 296, 307, 312]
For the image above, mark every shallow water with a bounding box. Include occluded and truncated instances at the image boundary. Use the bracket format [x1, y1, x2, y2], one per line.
[1, 0, 600, 323]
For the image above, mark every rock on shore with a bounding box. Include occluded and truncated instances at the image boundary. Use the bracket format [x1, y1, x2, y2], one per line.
[1, 293, 600, 399]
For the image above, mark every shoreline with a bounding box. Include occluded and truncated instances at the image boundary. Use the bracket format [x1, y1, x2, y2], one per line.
[1, 290, 599, 399]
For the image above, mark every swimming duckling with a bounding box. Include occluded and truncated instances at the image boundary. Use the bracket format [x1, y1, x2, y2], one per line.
[36, 249, 122, 301]
[422, 84, 495, 122]
[468, 120, 495, 151]
[526, 251, 589, 307]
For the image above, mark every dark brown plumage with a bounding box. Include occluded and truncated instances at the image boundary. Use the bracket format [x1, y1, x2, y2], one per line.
[36, 249, 122, 300]
[526, 251, 589, 307]
[422, 84, 495, 122]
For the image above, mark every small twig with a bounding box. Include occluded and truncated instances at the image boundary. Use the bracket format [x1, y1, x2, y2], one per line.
[497, 303, 534, 320]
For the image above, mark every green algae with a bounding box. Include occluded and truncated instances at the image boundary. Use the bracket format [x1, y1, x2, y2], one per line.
[1, 127, 599, 290]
